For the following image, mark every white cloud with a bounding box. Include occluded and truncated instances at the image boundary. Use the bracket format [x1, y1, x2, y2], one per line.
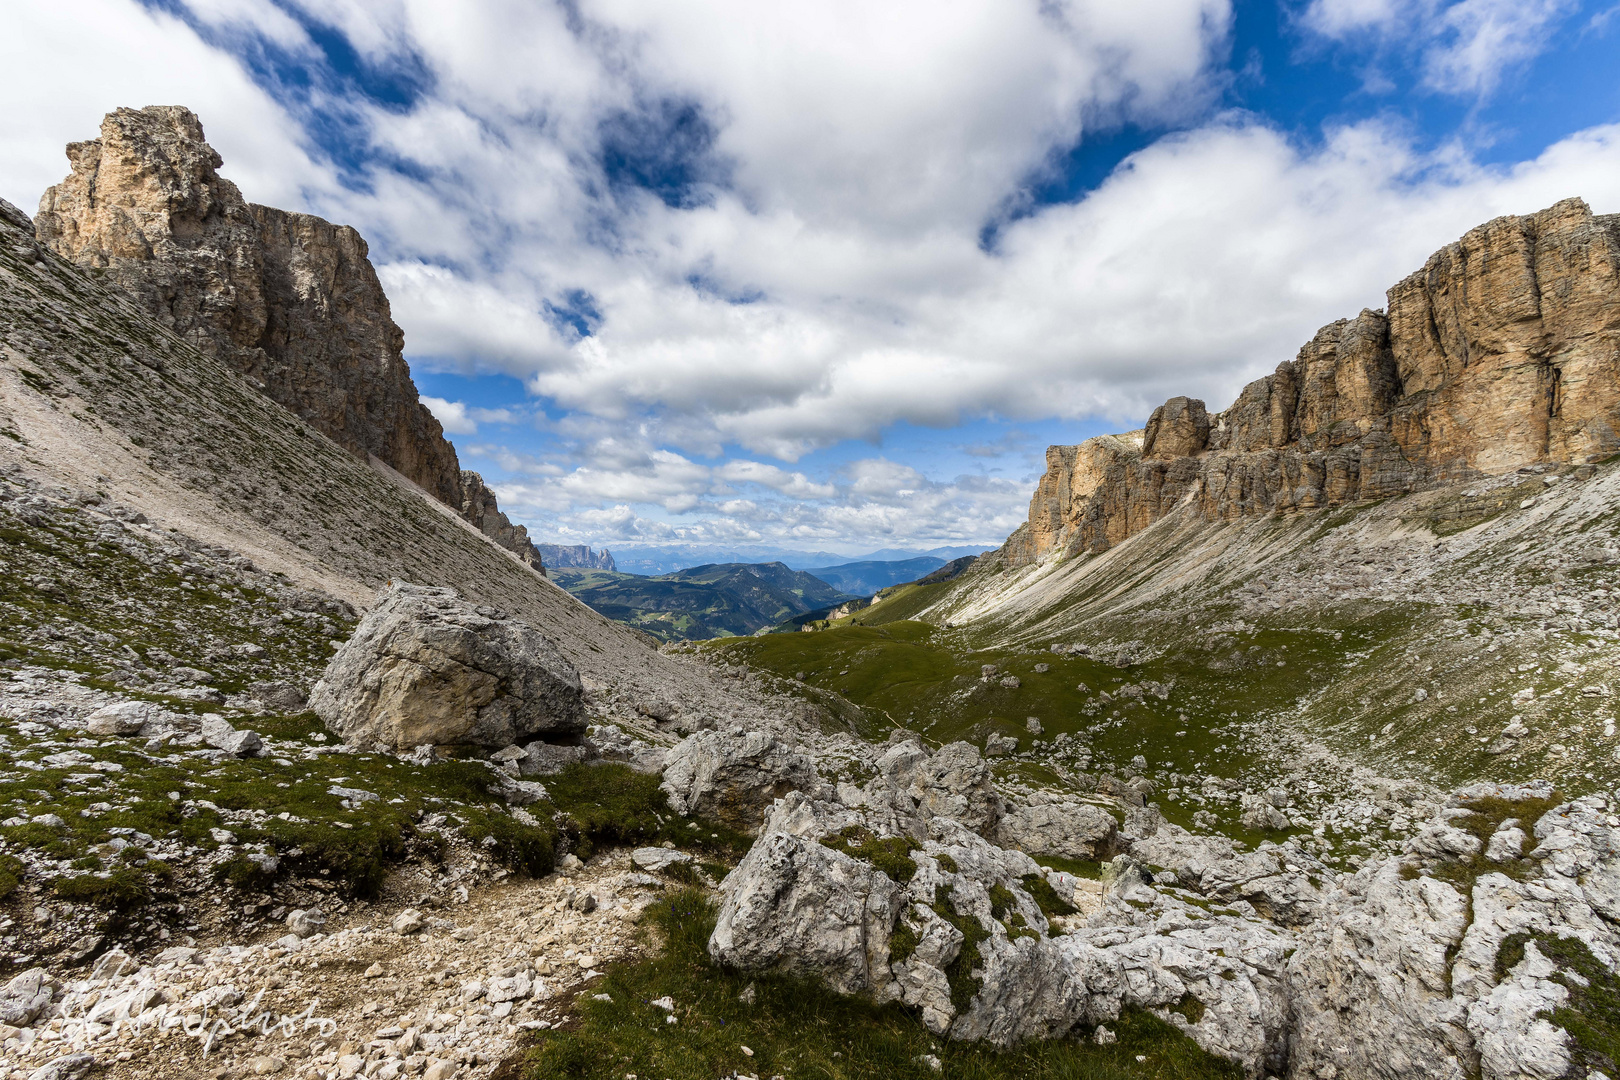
[6, 1, 1620, 554]
[714, 461, 837, 499]
[1299, 0, 1579, 97]
[420, 397, 516, 435]
[1425, 0, 1578, 95]
[0, 0, 334, 215]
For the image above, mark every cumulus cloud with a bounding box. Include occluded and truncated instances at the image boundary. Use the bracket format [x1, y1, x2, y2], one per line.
[6, 1, 1619, 553]
[1299, 0, 1580, 97]
[0, 0, 331, 211]
[420, 397, 516, 435]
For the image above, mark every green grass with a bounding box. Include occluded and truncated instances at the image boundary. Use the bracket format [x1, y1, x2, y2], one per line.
[544, 763, 753, 862]
[1422, 792, 1560, 892]
[516, 889, 1244, 1080]
[821, 825, 919, 883]
[1035, 856, 1107, 881]
[1495, 933, 1619, 1075]
[0, 725, 753, 910]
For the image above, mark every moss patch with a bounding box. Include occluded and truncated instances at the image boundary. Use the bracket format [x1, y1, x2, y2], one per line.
[1426, 792, 1560, 893]
[1020, 873, 1077, 919]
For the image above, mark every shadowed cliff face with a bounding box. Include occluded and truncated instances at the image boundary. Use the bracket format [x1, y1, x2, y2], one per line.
[1008, 198, 1620, 566]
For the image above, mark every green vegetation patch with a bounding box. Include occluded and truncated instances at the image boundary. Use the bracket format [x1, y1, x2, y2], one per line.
[516, 888, 1243, 1080]
[550, 562, 854, 642]
[544, 762, 752, 862]
[820, 825, 919, 883]
[1495, 933, 1619, 1075]
[1020, 873, 1077, 919]
[931, 883, 993, 1012]
[989, 883, 1039, 942]
[1426, 792, 1560, 893]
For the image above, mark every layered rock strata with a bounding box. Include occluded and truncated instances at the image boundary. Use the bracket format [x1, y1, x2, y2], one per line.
[33, 106, 543, 570]
[1008, 199, 1620, 564]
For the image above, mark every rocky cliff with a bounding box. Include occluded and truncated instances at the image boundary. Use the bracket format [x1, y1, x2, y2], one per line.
[33, 105, 543, 570]
[462, 470, 546, 570]
[1007, 198, 1620, 565]
[537, 544, 616, 571]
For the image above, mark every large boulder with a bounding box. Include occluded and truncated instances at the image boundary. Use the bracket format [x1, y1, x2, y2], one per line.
[875, 740, 1004, 836]
[997, 797, 1118, 860]
[709, 827, 904, 999]
[660, 728, 819, 827]
[310, 583, 585, 750]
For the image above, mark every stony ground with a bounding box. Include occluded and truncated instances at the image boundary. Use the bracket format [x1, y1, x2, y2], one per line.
[3, 851, 681, 1080]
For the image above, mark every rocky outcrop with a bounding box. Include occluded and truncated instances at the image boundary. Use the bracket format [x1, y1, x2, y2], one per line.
[995, 796, 1118, 860]
[33, 106, 542, 570]
[698, 735, 1620, 1080]
[460, 471, 544, 571]
[659, 728, 821, 827]
[1006, 199, 1620, 565]
[536, 544, 616, 571]
[310, 582, 585, 750]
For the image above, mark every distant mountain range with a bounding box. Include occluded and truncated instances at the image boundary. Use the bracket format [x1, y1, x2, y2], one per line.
[799, 556, 945, 596]
[547, 562, 855, 642]
[536, 543, 616, 571]
[603, 544, 989, 576]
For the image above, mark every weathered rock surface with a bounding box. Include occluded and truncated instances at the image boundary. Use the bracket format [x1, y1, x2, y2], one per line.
[1005, 199, 1620, 564]
[33, 106, 542, 570]
[710, 820, 903, 999]
[0, 968, 56, 1026]
[995, 797, 1117, 859]
[870, 740, 1004, 837]
[660, 728, 819, 827]
[460, 471, 545, 571]
[702, 754, 1620, 1080]
[310, 582, 585, 750]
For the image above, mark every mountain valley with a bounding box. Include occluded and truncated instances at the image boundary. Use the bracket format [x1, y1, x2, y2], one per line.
[0, 107, 1615, 1080]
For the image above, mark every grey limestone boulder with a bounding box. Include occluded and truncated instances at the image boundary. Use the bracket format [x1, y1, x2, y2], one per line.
[660, 728, 819, 827]
[200, 714, 262, 757]
[0, 967, 56, 1026]
[709, 825, 903, 999]
[311, 583, 585, 750]
[996, 798, 1117, 860]
[877, 740, 1004, 836]
[83, 701, 156, 735]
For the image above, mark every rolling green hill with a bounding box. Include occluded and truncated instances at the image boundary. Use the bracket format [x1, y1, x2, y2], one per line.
[550, 562, 855, 642]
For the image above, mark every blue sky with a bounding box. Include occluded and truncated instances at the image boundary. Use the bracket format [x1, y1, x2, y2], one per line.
[4, 0, 1620, 560]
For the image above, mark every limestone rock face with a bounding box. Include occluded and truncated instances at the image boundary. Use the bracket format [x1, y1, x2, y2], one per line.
[1005, 199, 1620, 565]
[995, 798, 1117, 860]
[460, 471, 544, 571]
[310, 582, 585, 750]
[536, 544, 616, 571]
[1143, 396, 1210, 459]
[660, 728, 820, 827]
[33, 107, 544, 571]
[35, 107, 461, 506]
